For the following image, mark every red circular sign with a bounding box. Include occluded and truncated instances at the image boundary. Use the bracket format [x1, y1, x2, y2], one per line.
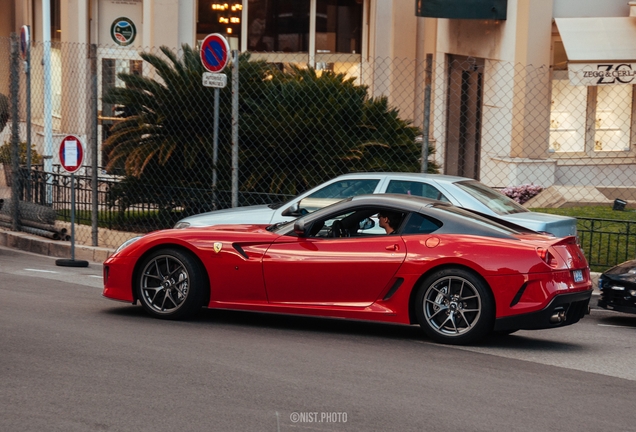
[200, 34, 230, 73]
[59, 135, 84, 174]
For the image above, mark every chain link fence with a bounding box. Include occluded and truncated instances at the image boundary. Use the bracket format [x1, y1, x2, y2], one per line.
[1, 34, 635, 268]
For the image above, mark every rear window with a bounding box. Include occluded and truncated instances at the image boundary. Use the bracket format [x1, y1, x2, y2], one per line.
[454, 181, 527, 215]
[432, 204, 522, 235]
[386, 180, 450, 202]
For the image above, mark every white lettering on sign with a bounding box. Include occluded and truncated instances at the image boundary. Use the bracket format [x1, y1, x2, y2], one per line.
[568, 63, 636, 86]
[202, 72, 228, 88]
[66, 140, 78, 167]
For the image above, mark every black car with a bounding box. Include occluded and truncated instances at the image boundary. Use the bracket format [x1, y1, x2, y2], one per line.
[598, 259, 636, 314]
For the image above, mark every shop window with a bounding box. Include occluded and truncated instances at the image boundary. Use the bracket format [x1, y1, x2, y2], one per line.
[247, 0, 310, 52]
[592, 85, 633, 152]
[549, 71, 587, 153]
[550, 71, 635, 154]
[550, 36, 635, 156]
[197, 1, 244, 49]
[316, 0, 363, 54]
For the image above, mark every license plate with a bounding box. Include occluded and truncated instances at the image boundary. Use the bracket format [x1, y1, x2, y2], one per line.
[573, 269, 584, 283]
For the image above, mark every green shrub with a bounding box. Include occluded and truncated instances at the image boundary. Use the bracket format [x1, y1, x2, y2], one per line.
[0, 141, 43, 165]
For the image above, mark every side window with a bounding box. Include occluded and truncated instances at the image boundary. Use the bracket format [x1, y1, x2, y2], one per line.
[299, 179, 381, 213]
[402, 213, 443, 235]
[386, 180, 450, 202]
[307, 179, 380, 199]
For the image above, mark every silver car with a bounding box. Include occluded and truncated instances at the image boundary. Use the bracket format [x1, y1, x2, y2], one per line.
[174, 173, 577, 237]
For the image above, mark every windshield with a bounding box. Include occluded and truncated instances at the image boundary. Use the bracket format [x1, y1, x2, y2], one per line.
[454, 181, 527, 215]
[268, 179, 380, 210]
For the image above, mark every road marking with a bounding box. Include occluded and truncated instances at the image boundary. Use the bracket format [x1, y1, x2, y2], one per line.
[24, 268, 58, 274]
[88, 275, 102, 279]
[598, 324, 635, 329]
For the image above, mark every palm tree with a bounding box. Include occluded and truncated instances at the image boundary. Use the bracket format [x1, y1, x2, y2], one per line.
[103, 45, 438, 217]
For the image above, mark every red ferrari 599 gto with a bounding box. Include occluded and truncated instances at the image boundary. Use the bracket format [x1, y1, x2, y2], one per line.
[103, 194, 592, 345]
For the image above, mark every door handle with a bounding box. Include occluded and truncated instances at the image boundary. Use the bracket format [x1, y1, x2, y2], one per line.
[385, 244, 399, 251]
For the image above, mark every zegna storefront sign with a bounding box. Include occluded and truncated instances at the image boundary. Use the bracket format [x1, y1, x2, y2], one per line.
[568, 63, 636, 86]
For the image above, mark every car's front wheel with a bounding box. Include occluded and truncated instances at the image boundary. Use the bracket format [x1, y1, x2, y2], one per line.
[136, 248, 206, 320]
[415, 268, 494, 345]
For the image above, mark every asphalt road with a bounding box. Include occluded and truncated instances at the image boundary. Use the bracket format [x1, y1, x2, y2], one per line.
[1, 246, 635, 432]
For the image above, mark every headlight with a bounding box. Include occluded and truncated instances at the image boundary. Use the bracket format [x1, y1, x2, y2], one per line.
[174, 221, 191, 229]
[115, 236, 142, 253]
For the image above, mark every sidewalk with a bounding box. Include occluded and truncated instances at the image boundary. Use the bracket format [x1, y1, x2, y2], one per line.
[0, 176, 115, 263]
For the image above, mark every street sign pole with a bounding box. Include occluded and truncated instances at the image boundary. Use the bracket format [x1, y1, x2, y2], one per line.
[200, 33, 230, 209]
[55, 135, 88, 268]
[212, 87, 220, 209]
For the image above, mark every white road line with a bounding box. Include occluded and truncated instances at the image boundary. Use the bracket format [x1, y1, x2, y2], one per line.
[598, 324, 635, 329]
[88, 275, 102, 279]
[24, 268, 59, 274]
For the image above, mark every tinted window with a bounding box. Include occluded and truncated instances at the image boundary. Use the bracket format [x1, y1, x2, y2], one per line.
[454, 181, 527, 215]
[433, 204, 521, 235]
[386, 180, 450, 202]
[248, 0, 310, 52]
[307, 179, 380, 199]
[402, 213, 443, 235]
[316, 0, 363, 54]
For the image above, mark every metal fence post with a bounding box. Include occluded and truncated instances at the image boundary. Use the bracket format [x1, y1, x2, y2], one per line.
[24, 27, 32, 202]
[10, 33, 20, 231]
[90, 44, 99, 246]
[421, 53, 433, 174]
[231, 50, 239, 208]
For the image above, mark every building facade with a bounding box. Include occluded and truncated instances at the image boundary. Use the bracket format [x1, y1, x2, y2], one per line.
[1, 0, 635, 191]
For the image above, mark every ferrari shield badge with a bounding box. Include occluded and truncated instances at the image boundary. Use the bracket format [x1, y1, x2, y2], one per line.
[213, 242, 223, 253]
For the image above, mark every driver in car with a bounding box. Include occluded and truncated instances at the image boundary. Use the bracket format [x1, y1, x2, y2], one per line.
[378, 211, 403, 235]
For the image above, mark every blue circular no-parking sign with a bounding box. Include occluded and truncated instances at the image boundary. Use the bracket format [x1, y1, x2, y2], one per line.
[200, 34, 230, 73]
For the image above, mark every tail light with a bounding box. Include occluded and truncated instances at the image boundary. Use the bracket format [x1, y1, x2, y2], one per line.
[536, 247, 558, 267]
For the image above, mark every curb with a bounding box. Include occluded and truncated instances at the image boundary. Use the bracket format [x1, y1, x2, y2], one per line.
[0, 228, 115, 264]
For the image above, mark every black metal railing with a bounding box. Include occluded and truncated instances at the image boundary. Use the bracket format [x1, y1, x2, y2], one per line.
[19, 166, 294, 233]
[577, 217, 635, 271]
[13, 167, 636, 271]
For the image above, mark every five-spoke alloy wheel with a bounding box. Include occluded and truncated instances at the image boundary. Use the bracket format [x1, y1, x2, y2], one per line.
[415, 268, 494, 345]
[136, 248, 206, 319]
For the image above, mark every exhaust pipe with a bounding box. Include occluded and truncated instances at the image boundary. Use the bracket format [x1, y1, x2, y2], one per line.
[549, 310, 566, 324]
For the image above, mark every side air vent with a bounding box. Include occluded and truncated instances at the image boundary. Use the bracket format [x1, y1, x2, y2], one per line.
[232, 243, 249, 259]
[383, 278, 404, 301]
[509, 282, 528, 307]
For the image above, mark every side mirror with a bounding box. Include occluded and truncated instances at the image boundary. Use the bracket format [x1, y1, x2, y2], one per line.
[293, 219, 307, 237]
[359, 217, 375, 230]
[282, 202, 299, 217]
[282, 201, 309, 217]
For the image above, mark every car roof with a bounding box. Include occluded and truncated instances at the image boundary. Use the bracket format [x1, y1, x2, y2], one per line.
[348, 193, 446, 211]
[333, 172, 472, 184]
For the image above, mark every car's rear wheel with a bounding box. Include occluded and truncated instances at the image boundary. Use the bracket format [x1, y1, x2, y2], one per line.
[136, 249, 206, 320]
[415, 268, 494, 345]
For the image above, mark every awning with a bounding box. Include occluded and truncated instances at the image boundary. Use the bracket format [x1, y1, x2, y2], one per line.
[415, 0, 507, 20]
[555, 17, 636, 63]
[555, 17, 636, 86]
